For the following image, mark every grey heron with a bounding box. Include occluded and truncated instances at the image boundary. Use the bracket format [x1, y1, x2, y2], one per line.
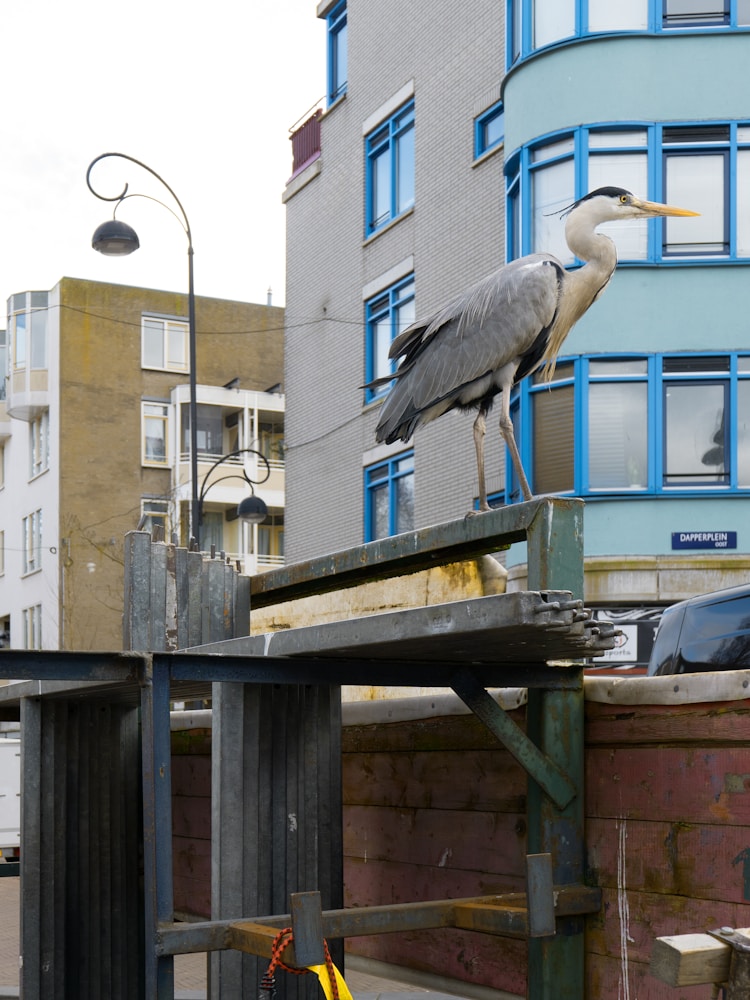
[368, 187, 698, 507]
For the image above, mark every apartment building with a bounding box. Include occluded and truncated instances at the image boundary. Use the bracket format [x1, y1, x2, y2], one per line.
[1, 277, 284, 650]
[282, 0, 750, 654]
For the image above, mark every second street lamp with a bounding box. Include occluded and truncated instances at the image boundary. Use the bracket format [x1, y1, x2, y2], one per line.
[86, 152, 200, 546]
[197, 448, 270, 555]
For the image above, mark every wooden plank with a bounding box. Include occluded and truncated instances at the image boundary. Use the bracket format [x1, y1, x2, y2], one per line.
[586, 817, 750, 903]
[170, 753, 211, 799]
[347, 926, 528, 998]
[586, 887, 750, 965]
[172, 795, 211, 841]
[586, 746, 750, 824]
[650, 932, 733, 987]
[173, 872, 210, 921]
[585, 699, 750, 746]
[341, 708, 527, 754]
[344, 857, 524, 907]
[343, 748, 526, 812]
[344, 804, 526, 876]
[586, 952, 709, 1000]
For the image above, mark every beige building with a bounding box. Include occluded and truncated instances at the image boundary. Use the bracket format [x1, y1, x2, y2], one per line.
[1, 277, 284, 651]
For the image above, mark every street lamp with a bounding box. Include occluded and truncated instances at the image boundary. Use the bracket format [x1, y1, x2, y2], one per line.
[197, 448, 270, 552]
[86, 152, 200, 545]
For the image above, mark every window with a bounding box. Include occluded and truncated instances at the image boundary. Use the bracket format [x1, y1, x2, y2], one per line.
[663, 0, 729, 26]
[257, 518, 285, 566]
[142, 316, 189, 372]
[663, 127, 729, 255]
[365, 100, 415, 236]
[22, 509, 42, 575]
[30, 309, 47, 369]
[475, 101, 504, 159]
[507, 123, 750, 265]
[12, 313, 26, 369]
[508, 353, 750, 500]
[508, 0, 748, 65]
[0, 328, 6, 401]
[141, 498, 170, 537]
[22, 605, 42, 650]
[181, 403, 224, 457]
[364, 452, 415, 540]
[327, 1, 347, 105]
[143, 402, 169, 465]
[8, 292, 48, 372]
[259, 420, 285, 465]
[29, 411, 49, 478]
[364, 275, 415, 401]
[201, 511, 224, 553]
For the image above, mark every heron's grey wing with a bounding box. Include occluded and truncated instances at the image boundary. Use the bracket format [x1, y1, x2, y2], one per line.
[396, 256, 562, 411]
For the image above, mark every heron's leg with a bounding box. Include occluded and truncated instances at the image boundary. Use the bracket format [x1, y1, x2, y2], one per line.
[498, 391, 533, 502]
[473, 407, 490, 511]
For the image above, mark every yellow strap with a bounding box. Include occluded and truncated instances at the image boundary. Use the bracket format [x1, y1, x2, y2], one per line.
[306, 963, 353, 1000]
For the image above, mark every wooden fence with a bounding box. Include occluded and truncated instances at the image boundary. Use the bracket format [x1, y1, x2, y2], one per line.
[170, 676, 750, 999]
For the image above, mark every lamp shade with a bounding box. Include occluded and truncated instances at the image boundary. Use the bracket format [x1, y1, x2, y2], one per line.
[237, 494, 268, 524]
[91, 219, 140, 256]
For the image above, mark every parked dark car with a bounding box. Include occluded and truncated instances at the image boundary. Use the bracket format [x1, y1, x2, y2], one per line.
[647, 584, 750, 675]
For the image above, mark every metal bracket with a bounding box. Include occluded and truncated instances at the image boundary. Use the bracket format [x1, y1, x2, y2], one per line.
[527, 854, 556, 938]
[214, 883, 602, 962]
[450, 667, 577, 810]
[709, 927, 750, 999]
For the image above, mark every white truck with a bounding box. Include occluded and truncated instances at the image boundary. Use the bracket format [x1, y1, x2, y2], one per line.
[0, 739, 20, 872]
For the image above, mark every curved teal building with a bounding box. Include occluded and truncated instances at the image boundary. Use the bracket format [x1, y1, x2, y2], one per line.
[501, 6, 750, 612]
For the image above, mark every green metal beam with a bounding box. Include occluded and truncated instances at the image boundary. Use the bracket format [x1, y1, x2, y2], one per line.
[250, 498, 583, 608]
[450, 666, 576, 810]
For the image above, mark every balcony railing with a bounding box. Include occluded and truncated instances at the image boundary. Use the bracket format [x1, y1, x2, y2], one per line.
[289, 108, 322, 180]
[202, 550, 284, 576]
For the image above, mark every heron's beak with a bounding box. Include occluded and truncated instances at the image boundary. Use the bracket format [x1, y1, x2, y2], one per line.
[631, 197, 700, 218]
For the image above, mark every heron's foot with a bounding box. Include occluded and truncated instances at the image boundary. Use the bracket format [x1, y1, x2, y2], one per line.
[465, 505, 491, 519]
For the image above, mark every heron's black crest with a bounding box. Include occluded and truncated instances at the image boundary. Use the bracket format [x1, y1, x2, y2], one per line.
[559, 186, 633, 219]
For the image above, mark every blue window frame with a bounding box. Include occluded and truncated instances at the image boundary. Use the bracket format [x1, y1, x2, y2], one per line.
[507, 0, 750, 67]
[506, 122, 750, 265]
[507, 353, 750, 502]
[364, 452, 415, 540]
[327, 1, 347, 105]
[364, 275, 416, 403]
[475, 101, 504, 159]
[365, 100, 415, 237]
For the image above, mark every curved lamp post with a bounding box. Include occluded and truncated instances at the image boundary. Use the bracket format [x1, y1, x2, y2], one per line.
[198, 448, 270, 551]
[86, 152, 200, 545]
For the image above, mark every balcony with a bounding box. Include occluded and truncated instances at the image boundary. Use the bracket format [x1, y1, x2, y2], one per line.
[289, 108, 322, 180]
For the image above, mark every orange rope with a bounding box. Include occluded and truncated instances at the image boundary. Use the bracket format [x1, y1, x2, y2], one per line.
[261, 927, 340, 1000]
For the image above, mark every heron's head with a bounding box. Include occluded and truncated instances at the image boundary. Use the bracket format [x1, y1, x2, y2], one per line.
[568, 186, 699, 222]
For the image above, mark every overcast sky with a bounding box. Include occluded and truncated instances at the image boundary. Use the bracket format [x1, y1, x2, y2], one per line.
[2, 1, 324, 312]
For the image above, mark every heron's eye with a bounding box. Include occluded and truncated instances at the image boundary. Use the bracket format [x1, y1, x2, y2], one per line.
[619, 195, 628, 204]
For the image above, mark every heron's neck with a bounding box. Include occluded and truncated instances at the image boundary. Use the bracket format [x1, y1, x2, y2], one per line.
[565, 226, 617, 313]
[565, 225, 617, 290]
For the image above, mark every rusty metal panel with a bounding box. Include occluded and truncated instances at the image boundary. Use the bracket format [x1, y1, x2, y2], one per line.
[249, 498, 584, 608]
[211, 682, 342, 1000]
[188, 590, 615, 665]
[123, 530, 152, 650]
[21, 695, 143, 998]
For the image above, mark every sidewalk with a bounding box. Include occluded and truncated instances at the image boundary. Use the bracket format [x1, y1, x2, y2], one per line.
[0, 877, 483, 1000]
